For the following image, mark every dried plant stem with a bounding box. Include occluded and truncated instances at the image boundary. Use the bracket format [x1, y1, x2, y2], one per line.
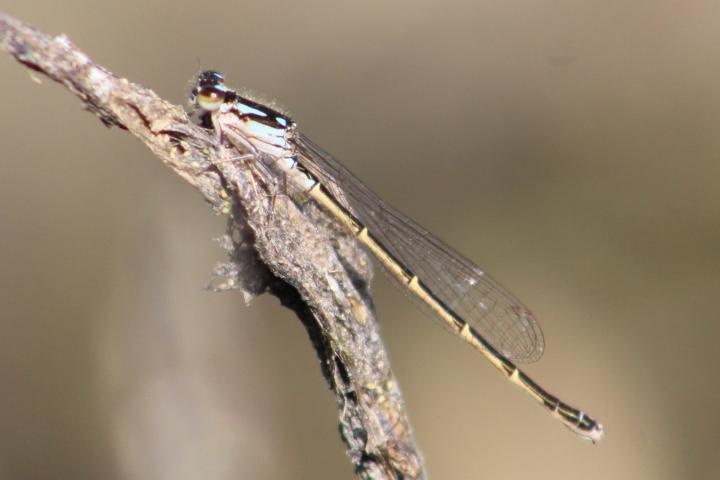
[0, 12, 424, 479]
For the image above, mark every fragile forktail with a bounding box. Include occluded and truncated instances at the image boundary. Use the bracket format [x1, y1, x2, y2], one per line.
[190, 71, 604, 443]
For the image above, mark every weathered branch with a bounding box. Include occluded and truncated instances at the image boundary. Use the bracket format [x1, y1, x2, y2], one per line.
[0, 13, 424, 479]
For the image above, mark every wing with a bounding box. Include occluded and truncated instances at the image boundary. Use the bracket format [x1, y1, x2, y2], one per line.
[293, 133, 545, 363]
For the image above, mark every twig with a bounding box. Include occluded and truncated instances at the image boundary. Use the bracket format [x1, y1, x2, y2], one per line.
[0, 13, 424, 480]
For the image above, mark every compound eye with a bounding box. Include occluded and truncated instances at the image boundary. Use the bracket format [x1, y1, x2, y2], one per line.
[196, 85, 226, 112]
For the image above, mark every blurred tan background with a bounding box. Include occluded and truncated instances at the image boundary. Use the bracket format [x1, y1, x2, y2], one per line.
[1, 1, 719, 479]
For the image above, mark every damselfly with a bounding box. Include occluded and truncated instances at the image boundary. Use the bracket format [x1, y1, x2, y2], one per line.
[190, 71, 604, 442]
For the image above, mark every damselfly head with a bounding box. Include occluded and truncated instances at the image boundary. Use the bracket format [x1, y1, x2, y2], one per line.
[190, 70, 229, 112]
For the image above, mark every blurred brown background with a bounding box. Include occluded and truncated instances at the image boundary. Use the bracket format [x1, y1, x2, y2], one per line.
[1, 1, 719, 479]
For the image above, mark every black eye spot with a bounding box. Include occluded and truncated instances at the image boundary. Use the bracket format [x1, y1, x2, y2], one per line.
[198, 70, 225, 89]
